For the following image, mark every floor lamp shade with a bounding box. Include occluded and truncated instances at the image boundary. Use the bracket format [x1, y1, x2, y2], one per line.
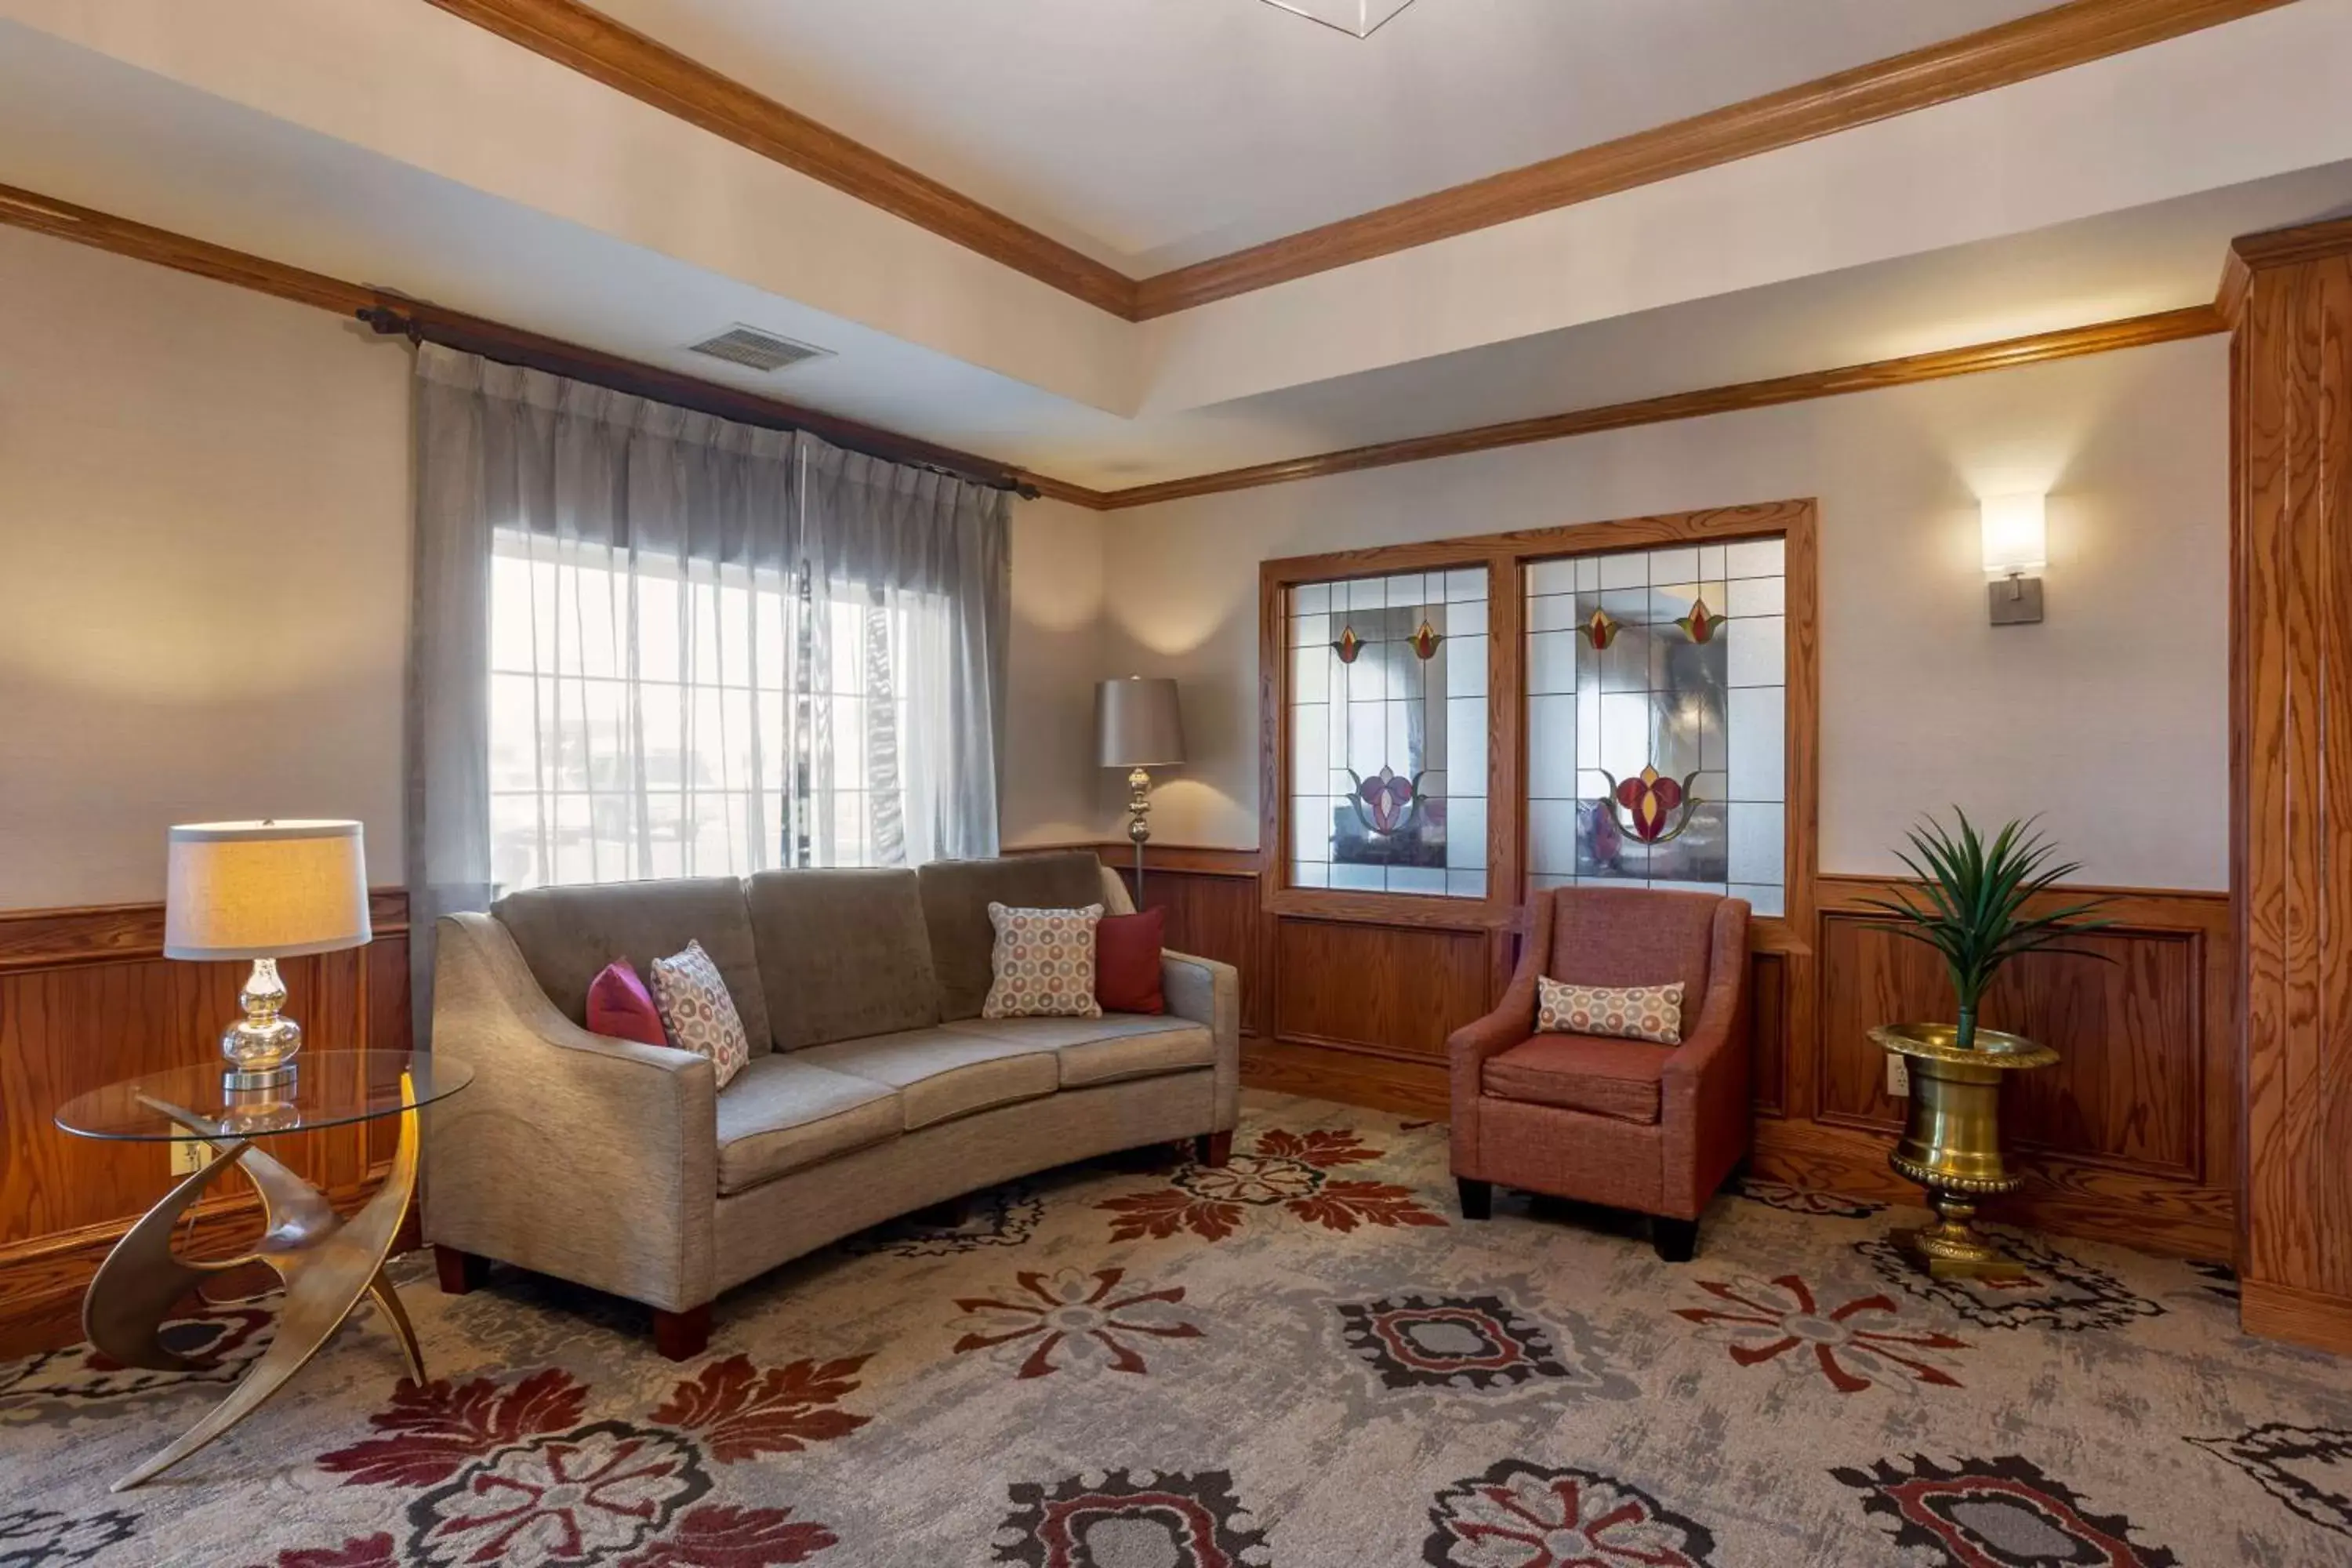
[1096, 678, 1185, 768]
[165, 820, 372, 960]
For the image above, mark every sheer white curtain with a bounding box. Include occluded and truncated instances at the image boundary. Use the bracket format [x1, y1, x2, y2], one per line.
[408, 345, 1008, 1029]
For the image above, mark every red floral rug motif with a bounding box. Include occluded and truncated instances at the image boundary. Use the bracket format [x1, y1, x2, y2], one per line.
[1675, 1274, 1968, 1394]
[1096, 1128, 1447, 1243]
[246, 1357, 864, 1567]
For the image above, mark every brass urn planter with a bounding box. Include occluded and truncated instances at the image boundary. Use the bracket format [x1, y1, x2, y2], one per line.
[1872, 1022, 2060, 1281]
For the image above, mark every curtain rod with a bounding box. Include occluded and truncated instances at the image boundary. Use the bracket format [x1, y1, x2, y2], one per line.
[357, 303, 1039, 499]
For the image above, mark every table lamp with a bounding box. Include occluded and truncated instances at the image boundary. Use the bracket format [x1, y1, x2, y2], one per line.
[1097, 677, 1185, 897]
[165, 820, 371, 1088]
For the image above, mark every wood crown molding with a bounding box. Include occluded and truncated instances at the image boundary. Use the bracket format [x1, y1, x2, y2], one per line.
[421, 0, 1135, 319]
[1094, 307, 2224, 509]
[0, 183, 2230, 513]
[423, 0, 2289, 321]
[2216, 212, 2352, 326]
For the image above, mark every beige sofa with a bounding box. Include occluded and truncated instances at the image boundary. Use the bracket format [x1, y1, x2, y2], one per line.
[423, 851, 1239, 1357]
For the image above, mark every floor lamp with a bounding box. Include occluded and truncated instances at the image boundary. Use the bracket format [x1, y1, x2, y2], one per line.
[1097, 677, 1185, 902]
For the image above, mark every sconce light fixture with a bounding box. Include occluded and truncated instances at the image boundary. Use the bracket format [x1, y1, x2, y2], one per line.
[1980, 492, 2046, 626]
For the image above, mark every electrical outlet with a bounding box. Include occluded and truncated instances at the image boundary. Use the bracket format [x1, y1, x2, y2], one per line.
[1886, 1052, 1910, 1098]
[168, 1140, 213, 1178]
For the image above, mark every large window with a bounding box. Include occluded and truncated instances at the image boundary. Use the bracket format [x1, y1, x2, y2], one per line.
[1267, 506, 1809, 927]
[487, 535, 932, 892]
[1287, 568, 1489, 898]
[1524, 538, 1788, 914]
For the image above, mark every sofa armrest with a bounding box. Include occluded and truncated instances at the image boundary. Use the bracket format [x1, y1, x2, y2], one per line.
[424, 911, 719, 1312]
[1660, 899, 1754, 1216]
[1162, 949, 1241, 1133]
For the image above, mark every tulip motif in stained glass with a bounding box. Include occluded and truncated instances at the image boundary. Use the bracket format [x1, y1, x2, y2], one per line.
[1333, 626, 1363, 664]
[1409, 619, 1443, 661]
[1577, 609, 1620, 649]
[1599, 764, 1704, 844]
[1345, 765, 1426, 837]
[1675, 597, 1722, 644]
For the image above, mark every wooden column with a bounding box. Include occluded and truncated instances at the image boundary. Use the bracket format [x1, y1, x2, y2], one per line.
[2230, 216, 2352, 1352]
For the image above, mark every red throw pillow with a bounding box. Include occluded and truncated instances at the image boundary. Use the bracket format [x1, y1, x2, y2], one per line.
[586, 958, 669, 1047]
[1094, 909, 1167, 1014]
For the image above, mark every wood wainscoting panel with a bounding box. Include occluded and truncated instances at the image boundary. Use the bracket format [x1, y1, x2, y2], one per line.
[1816, 913, 2207, 1180]
[0, 894, 410, 1352]
[2233, 225, 2352, 1348]
[1272, 917, 1494, 1065]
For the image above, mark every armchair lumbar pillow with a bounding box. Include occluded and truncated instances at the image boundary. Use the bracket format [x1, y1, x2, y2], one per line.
[1536, 977, 1684, 1044]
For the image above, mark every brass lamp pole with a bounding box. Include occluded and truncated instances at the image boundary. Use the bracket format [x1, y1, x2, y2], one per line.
[1096, 677, 1185, 902]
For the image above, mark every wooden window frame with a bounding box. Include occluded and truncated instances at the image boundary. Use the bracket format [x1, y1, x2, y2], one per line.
[1258, 499, 1818, 953]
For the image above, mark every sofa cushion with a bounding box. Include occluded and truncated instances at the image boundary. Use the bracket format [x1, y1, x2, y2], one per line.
[982, 902, 1105, 1020]
[713, 1054, 903, 1196]
[919, 852, 1110, 1021]
[492, 877, 771, 1057]
[940, 1014, 1215, 1087]
[1094, 909, 1167, 1014]
[651, 940, 752, 1090]
[586, 959, 666, 1047]
[745, 868, 941, 1050]
[1481, 1034, 1671, 1125]
[799, 1028, 1060, 1130]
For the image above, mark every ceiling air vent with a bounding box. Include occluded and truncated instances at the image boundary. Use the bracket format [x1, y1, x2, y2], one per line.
[684, 324, 833, 374]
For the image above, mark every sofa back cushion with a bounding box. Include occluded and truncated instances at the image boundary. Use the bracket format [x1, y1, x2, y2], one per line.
[919, 852, 1111, 1021]
[492, 877, 772, 1055]
[745, 868, 941, 1049]
[1544, 885, 1720, 1036]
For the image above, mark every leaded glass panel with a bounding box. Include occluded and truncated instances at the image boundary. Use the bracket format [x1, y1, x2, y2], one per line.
[1523, 539, 1787, 915]
[1289, 568, 1487, 898]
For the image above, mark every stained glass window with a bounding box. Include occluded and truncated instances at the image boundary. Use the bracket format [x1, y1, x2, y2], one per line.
[1288, 569, 1488, 898]
[1524, 539, 1787, 915]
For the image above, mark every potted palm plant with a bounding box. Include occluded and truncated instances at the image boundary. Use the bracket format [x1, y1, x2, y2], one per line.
[1856, 811, 2111, 1280]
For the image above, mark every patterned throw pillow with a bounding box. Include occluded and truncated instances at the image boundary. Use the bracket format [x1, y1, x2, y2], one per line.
[982, 902, 1105, 1020]
[648, 939, 751, 1089]
[1536, 976, 1684, 1045]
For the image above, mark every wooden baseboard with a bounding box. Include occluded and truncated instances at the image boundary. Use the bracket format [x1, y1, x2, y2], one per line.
[1241, 1036, 1450, 1122]
[2241, 1278, 2352, 1355]
[1751, 1119, 2234, 1261]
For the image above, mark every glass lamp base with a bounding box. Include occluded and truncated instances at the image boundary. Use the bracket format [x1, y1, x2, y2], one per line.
[221, 956, 303, 1091]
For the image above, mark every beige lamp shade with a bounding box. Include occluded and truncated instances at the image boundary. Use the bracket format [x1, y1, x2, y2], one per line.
[164, 820, 372, 960]
[1097, 677, 1185, 768]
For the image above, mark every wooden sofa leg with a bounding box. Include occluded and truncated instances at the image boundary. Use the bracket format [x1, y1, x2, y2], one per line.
[434, 1246, 488, 1296]
[1457, 1178, 1493, 1220]
[1653, 1217, 1699, 1263]
[653, 1305, 712, 1362]
[1196, 1131, 1234, 1167]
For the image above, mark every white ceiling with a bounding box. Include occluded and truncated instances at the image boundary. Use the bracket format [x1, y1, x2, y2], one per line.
[590, 0, 2056, 272]
[3, 0, 2350, 493]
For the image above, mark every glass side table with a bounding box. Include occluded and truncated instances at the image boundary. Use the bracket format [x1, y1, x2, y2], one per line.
[53, 1049, 471, 1490]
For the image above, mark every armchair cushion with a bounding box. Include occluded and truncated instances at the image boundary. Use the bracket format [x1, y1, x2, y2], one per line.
[713, 1055, 902, 1196]
[1481, 1034, 1672, 1125]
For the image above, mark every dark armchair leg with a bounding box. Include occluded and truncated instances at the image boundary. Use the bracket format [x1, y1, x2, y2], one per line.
[1653, 1217, 1699, 1263]
[1456, 1178, 1493, 1220]
[434, 1246, 488, 1296]
[1196, 1131, 1234, 1167]
[653, 1305, 712, 1362]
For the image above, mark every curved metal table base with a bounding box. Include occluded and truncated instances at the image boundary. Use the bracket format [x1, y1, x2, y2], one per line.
[87, 1082, 424, 1491]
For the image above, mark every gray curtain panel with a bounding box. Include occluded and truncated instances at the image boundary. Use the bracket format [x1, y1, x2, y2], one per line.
[407, 343, 1008, 1042]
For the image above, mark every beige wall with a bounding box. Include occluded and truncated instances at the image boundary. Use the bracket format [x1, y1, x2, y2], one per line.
[1098, 336, 2230, 891]
[1002, 495, 1108, 847]
[0, 226, 412, 909]
[0, 224, 1105, 909]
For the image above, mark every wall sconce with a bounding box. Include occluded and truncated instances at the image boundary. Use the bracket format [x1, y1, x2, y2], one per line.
[1980, 492, 2046, 626]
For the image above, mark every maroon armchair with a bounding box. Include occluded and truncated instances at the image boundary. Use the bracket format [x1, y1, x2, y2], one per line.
[1449, 886, 1752, 1260]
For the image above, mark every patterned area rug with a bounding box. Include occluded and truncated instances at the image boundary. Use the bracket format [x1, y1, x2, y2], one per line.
[5, 1091, 2350, 1566]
